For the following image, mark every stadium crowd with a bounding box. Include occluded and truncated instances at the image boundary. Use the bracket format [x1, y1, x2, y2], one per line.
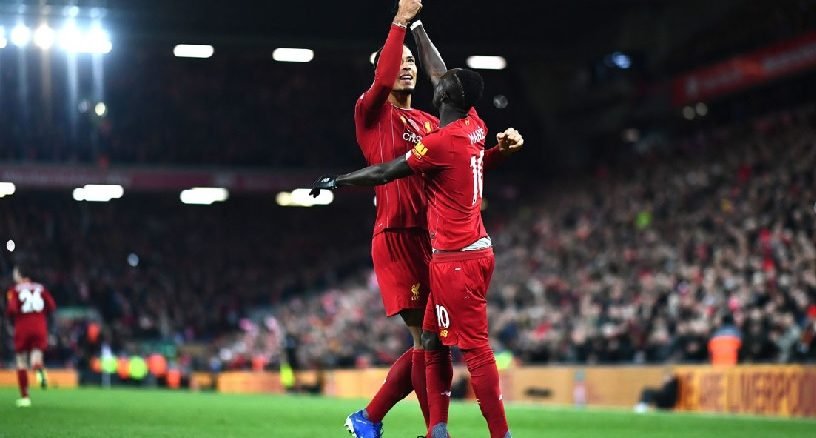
[5, 105, 814, 371]
[221, 106, 816, 370]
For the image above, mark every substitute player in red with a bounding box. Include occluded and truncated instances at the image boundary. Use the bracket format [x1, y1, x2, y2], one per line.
[313, 68, 520, 438]
[6, 260, 56, 407]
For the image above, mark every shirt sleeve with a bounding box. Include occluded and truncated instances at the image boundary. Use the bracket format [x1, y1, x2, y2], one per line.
[356, 24, 407, 126]
[483, 146, 505, 171]
[405, 131, 450, 174]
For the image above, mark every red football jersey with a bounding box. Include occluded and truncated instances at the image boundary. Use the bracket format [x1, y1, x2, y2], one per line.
[354, 24, 440, 235]
[6, 282, 56, 334]
[406, 108, 491, 251]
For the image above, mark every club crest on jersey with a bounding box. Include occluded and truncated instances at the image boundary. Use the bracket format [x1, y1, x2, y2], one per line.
[410, 283, 421, 301]
[412, 143, 428, 159]
[468, 128, 486, 145]
[440, 329, 449, 338]
[425, 121, 433, 133]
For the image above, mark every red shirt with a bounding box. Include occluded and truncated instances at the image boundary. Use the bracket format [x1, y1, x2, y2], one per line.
[406, 108, 491, 251]
[355, 24, 439, 235]
[6, 282, 56, 333]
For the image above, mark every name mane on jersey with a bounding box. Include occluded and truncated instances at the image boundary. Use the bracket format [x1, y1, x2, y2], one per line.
[468, 128, 486, 145]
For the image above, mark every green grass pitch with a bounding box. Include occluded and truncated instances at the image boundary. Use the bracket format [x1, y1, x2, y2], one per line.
[0, 387, 814, 437]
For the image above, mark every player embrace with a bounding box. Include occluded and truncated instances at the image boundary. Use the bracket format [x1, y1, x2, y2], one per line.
[313, 65, 520, 438]
[5, 259, 56, 407]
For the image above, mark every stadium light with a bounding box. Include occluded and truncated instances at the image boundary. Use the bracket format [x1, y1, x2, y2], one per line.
[608, 52, 632, 69]
[85, 25, 112, 54]
[0, 27, 7, 49]
[276, 189, 333, 207]
[466, 56, 506, 70]
[33, 24, 56, 49]
[0, 182, 16, 197]
[6, 240, 15, 252]
[73, 184, 124, 202]
[682, 106, 696, 120]
[695, 102, 708, 117]
[58, 23, 82, 52]
[10, 24, 31, 47]
[180, 187, 229, 205]
[273, 48, 314, 63]
[95, 102, 107, 117]
[174, 44, 214, 58]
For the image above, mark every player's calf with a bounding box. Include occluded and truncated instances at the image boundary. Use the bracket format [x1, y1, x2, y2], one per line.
[462, 345, 510, 438]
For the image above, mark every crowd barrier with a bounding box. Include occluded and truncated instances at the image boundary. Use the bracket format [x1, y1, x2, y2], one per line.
[4, 365, 813, 417]
[0, 369, 78, 389]
[213, 364, 815, 417]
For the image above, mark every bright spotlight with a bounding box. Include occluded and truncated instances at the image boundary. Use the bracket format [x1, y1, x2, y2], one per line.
[73, 185, 124, 202]
[277, 189, 333, 207]
[85, 25, 112, 54]
[95, 102, 107, 117]
[0, 182, 16, 197]
[180, 188, 229, 205]
[65, 6, 80, 18]
[466, 56, 507, 70]
[174, 44, 214, 58]
[6, 240, 15, 252]
[695, 102, 708, 117]
[10, 24, 31, 47]
[33, 24, 55, 49]
[58, 23, 82, 52]
[682, 106, 696, 120]
[272, 48, 314, 63]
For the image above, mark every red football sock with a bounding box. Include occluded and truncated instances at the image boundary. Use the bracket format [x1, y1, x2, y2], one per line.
[412, 348, 430, 427]
[463, 346, 509, 438]
[425, 348, 452, 431]
[17, 369, 29, 398]
[365, 348, 414, 423]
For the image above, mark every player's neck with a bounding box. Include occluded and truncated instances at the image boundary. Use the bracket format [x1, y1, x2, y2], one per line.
[438, 105, 468, 127]
[388, 91, 412, 109]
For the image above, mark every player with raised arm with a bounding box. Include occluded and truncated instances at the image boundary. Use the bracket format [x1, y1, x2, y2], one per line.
[5, 259, 57, 407]
[313, 68, 520, 438]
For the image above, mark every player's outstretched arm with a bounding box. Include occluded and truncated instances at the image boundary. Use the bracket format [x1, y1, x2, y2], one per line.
[310, 156, 414, 197]
[358, 0, 423, 125]
[411, 20, 447, 86]
[484, 128, 525, 170]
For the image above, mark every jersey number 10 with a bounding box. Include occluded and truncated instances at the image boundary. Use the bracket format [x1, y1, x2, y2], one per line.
[470, 150, 485, 205]
[19, 289, 45, 314]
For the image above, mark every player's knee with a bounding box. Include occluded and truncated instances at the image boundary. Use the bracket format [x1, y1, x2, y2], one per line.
[421, 331, 444, 350]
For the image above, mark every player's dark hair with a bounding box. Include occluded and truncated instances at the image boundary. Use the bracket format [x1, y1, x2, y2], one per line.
[446, 68, 484, 110]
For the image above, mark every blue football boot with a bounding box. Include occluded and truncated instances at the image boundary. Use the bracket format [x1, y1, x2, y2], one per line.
[344, 409, 383, 438]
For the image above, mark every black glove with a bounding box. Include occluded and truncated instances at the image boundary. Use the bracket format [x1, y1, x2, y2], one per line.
[309, 175, 338, 198]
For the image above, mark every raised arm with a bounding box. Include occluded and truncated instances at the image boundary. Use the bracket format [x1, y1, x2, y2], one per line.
[358, 0, 423, 125]
[310, 156, 414, 196]
[484, 128, 525, 170]
[410, 20, 447, 86]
